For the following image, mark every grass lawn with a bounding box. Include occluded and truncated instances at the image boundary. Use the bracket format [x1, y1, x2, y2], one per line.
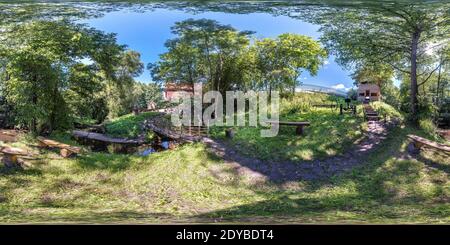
[210, 108, 366, 161]
[104, 111, 160, 138]
[0, 124, 448, 223]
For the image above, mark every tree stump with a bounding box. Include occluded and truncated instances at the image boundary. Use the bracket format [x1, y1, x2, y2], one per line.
[225, 128, 235, 139]
[407, 142, 420, 155]
[2, 153, 18, 167]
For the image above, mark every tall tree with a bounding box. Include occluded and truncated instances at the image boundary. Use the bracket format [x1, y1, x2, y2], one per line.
[0, 20, 125, 133]
[105, 50, 144, 118]
[317, 2, 450, 123]
[149, 18, 253, 94]
[255, 33, 327, 97]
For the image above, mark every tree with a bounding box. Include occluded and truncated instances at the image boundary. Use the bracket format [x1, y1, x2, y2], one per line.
[149, 18, 254, 95]
[317, 2, 450, 123]
[351, 63, 394, 88]
[0, 20, 125, 133]
[254, 33, 327, 97]
[133, 82, 164, 110]
[104, 50, 144, 118]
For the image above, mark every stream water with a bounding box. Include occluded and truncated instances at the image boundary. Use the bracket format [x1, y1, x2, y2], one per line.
[135, 138, 175, 156]
[75, 132, 177, 156]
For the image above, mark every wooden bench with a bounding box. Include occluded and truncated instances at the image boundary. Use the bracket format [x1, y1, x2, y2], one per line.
[1, 146, 29, 167]
[266, 121, 311, 135]
[312, 104, 336, 109]
[407, 134, 450, 154]
[37, 137, 81, 158]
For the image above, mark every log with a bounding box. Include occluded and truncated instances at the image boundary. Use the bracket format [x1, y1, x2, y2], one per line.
[72, 130, 145, 145]
[1, 147, 29, 167]
[37, 136, 81, 157]
[407, 134, 450, 153]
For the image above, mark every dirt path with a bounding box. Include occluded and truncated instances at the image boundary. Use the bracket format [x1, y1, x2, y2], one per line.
[201, 121, 391, 184]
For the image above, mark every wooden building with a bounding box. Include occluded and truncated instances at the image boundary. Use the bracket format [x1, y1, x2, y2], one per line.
[357, 82, 381, 102]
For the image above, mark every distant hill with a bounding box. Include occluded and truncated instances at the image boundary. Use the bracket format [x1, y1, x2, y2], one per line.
[296, 83, 348, 97]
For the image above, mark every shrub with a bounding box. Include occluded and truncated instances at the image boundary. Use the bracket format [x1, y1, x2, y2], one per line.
[371, 101, 404, 121]
[419, 118, 439, 140]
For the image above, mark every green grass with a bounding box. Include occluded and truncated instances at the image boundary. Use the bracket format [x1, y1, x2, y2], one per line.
[0, 96, 448, 223]
[0, 123, 448, 224]
[104, 112, 159, 138]
[371, 101, 404, 121]
[210, 108, 366, 161]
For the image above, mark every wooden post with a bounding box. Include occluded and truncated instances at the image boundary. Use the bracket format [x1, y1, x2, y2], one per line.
[2, 153, 18, 167]
[339, 104, 343, 115]
[296, 126, 304, 135]
[225, 128, 235, 138]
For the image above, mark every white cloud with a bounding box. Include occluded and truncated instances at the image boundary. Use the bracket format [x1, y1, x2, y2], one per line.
[331, 83, 351, 91]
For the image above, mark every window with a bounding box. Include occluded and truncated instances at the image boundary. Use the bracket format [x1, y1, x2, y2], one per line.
[370, 93, 377, 96]
[359, 93, 365, 96]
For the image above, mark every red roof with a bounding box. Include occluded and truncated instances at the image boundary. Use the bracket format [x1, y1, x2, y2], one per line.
[164, 82, 194, 92]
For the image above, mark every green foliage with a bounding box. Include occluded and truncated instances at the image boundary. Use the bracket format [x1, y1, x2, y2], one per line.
[1, 124, 448, 223]
[371, 101, 404, 121]
[150, 19, 327, 96]
[211, 93, 364, 161]
[381, 80, 401, 110]
[418, 118, 441, 141]
[105, 50, 145, 118]
[280, 92, 336, 115]
[105, 111, 159, 138]
[255, 34, 327, 95]
[0, 20, 126, 133]
[149, 18, 253, 94]
[133, 82, 164, 110]
[317, 2, 449, 122]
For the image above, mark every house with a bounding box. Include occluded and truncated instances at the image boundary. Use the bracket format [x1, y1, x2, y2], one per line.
[357, 82, 381, 102]
[163, 82, 195, 101]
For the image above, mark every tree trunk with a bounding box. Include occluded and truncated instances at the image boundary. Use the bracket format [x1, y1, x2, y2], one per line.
[410, 29, 420, 124]
[268, 83, 272, 102]
[435, 55, 443, 120]
[31, 92, 37, 134]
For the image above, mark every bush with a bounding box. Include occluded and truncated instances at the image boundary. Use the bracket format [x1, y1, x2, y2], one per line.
[280, 92, 339, 115]
[419, 118, 439, 140]
[371, 101, 404, 121]
[105, 111, 158, 138]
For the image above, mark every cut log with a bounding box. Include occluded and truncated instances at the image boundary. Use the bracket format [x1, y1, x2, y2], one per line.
[37, 136, 81, 157]
[1, 147, 29, 167]
[72, 131, 145, 145]
[407, 134, 450, 153]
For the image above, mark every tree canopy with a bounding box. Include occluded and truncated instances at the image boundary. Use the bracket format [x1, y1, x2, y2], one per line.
[315, 2, 450, 122]
[150, 18, 327, 97]
[0, 20, 136, 133]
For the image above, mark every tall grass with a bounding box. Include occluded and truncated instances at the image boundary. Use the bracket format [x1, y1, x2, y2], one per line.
[281, 92, 341, 115]
[105, 111, 159, 138]
[371, 101, 404, 121]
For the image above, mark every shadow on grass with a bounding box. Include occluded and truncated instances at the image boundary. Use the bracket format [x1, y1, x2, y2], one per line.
[416, 153, 450, 175]
[0, 209, 182, 224]
[196, 125, 449, 222]
[73, 153, 138, 172]
[213, 111, 365, 162]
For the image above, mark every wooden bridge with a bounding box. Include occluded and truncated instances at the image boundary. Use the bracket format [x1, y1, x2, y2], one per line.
[142, 115, 208, 143]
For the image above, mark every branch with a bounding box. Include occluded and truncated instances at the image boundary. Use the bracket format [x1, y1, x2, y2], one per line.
[418, 63, 442, 86]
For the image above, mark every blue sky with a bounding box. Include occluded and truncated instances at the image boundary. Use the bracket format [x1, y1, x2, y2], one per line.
[82, 8, 355, 91]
